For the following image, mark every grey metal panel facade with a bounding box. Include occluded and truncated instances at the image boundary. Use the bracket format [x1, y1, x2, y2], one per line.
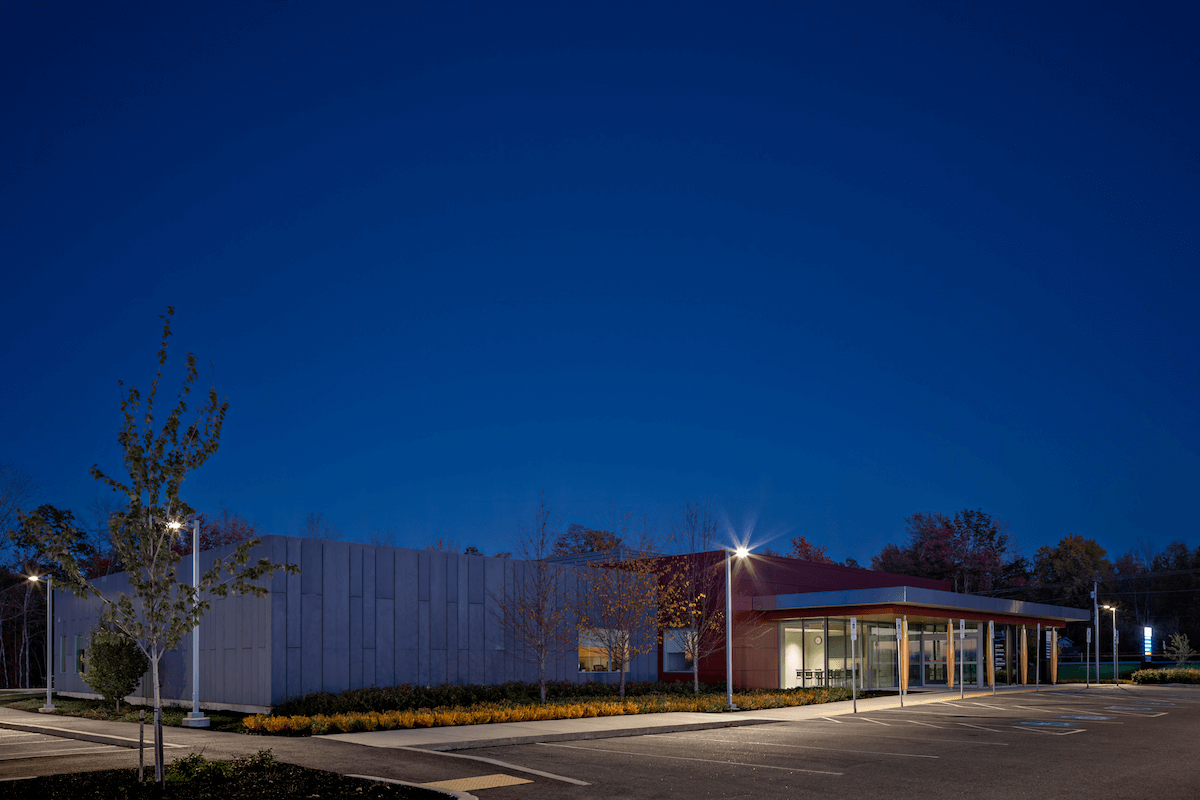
[52, 535, 658, 712]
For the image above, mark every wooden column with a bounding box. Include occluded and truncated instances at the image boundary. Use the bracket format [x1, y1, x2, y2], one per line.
[986, 621, 994, 687]
[1050, 629, 1058, 684]
[947, 619, 955, 688]
[1020, 626, 1028, 685]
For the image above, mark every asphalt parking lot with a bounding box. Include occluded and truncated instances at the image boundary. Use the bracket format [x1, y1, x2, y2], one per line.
[2, 687, 1197, 799]
[449, 687, 1200, 800]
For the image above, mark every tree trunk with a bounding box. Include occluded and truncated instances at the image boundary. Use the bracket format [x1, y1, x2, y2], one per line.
[151, 654, 163, 785]
[20, 586, 31, 689]
[539, 655, 546, 704]
[693, 660, 699, 695]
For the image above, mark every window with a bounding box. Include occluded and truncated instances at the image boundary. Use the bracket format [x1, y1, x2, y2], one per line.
[75, 634, 86, 674]
[578, 628, 629, 672]
[663, 628, 694, 672]
[60, 635, 68, 674]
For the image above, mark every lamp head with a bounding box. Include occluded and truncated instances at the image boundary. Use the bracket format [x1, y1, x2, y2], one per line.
[168, 520, 182, 530]
[734, 547, 750, 559]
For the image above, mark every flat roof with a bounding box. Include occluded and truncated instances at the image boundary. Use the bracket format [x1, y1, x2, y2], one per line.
[754, 585, 1090, 623]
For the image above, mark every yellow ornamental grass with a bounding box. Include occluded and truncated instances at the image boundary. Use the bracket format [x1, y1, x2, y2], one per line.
[244, 688, 850, 736]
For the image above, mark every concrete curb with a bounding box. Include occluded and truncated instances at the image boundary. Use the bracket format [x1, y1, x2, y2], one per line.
[0, 718, 168, 750]
[408, 717, 773, 751]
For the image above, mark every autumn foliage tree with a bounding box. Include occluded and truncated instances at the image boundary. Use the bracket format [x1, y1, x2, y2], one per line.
[871, 508, 1012, 592]
[659, 498, 725, 694]
[572, 514, 660, 699]
[789, 535, 835, 564]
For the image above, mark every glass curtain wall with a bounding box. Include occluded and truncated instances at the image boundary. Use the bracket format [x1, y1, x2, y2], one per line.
[865, 620, 896, 689]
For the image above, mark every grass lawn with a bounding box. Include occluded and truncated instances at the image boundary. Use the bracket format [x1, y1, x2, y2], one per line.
[0, 691, 250, 733]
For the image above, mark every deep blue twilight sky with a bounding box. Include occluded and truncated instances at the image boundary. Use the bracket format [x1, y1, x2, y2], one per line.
[3, 1, 1197, 564]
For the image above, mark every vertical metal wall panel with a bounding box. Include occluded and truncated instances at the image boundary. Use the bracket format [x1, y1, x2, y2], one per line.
[322, 541, 350, 693]
[362, 547, 376, 651]
[349, 596, 363, 689]
[458, 650, 470, 684]
[396, 647, 418, 685]
[468, 557, 485, 603]
[430, 649, 447, 685]
[468, 603, 485, 683]
[418, 550, 430, 601]
[287, 537, 302, 648]
[483, 557, 504, 654]
[300, 539, 323, 595]
[396, 550, 418, 647]
[270, 588, 287, 703]
[349, 544, 363, 598]
[429, 553, 447, 650]
[446, 604, 459, 684]
[374, 598, 395, 685]
[418, 600, 430, 685]
[457, 559, 470, 649]
[269, 536, 289, 593]
[301, 593, 322, 695]
[375, 547, 395, 599]
[287, 647, 302, 700]
[363, 651, 375, 688]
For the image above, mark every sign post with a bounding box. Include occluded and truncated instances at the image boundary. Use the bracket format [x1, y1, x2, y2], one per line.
[850, 618, 858, 714]
[988, 620, 995, 696]
[896, 618, 904, 708]
[1086, 627, 1091, 688]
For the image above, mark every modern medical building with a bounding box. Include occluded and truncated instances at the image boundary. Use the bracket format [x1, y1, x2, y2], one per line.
[49, 536, 1089, 712]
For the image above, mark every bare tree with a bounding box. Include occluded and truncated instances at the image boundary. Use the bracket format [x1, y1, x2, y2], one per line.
[299, 511, 341, 541]
[573, 512, 662, 699]
[492, 492, 575, 703]
[661, 498, 725, 694]
[0, 462, 39, 563]
[424, 536, 458, 553]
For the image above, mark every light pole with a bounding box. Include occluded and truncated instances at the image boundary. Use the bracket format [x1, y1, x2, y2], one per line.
[1103, 605, 1118, 684]
[725, 546, 749, 711]
[29, 575, 55, 712]
[171, 519, 210, 727]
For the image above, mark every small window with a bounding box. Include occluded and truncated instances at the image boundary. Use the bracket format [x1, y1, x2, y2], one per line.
[579, 628, 629, 672]
[60, 635, 68, 674]
[75, 634, 86, 673]
[663, 628, 694, 672]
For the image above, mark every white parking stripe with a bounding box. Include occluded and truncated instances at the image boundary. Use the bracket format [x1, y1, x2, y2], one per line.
[819, 716, 842, 723]
[659, 735, 938, 759]
[538, 742, 844, 776]
[956, 722, 1006, 733]
[0, 746, 120, 761]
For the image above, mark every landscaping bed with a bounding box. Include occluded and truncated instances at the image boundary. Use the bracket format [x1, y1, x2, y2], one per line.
[6, 750, 441, 799]
[246, 684, 853, 736]
[1131, 667, 1200, 684]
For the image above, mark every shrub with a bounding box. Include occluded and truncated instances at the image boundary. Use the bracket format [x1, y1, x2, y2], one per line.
[1165, 633, 1196, 665]
[271, 679, 721, 717]
[1131, 667, 1200, 685]
[247, 686, 851, 736]
[82, 627, 149, 712]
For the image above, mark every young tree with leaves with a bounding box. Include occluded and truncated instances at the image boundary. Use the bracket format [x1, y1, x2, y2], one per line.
[660, 498, 725, 694]
[572, 513, 661, 699]
[492, 492, 575, 703]
[29, 308, 296, 786]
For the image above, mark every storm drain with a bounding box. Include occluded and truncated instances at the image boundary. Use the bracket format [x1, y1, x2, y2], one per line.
[422, 773, 533, 791]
